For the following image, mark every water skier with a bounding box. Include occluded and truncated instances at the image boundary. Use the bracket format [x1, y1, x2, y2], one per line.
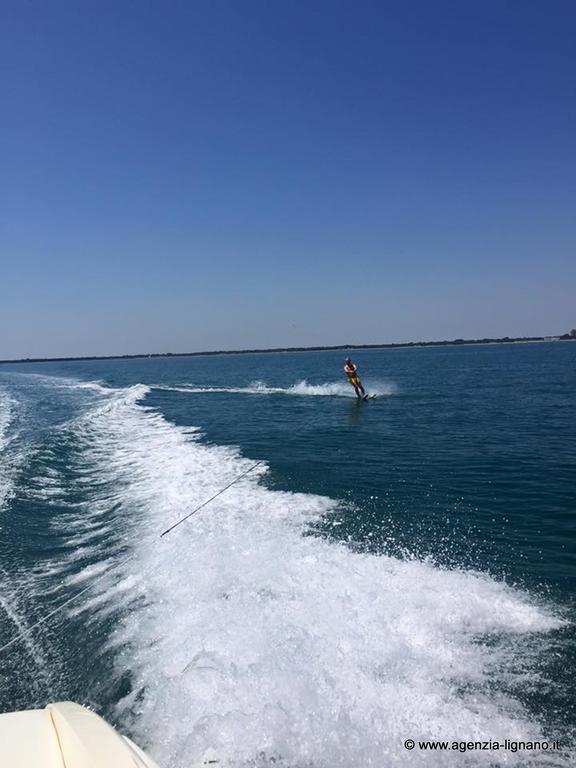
[344, 357, 367, 399]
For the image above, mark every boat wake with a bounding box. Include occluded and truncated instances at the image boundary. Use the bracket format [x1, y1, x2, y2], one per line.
[50, 382, 566, 767]
[153, 379, 396, 399]
[0, 377, 571, 767]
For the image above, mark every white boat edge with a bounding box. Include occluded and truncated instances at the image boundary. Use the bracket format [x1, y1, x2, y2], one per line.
[0, 700, 160, 768]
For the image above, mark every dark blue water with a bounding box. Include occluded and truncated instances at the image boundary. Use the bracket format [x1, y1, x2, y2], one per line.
[0, 342, 574, 766]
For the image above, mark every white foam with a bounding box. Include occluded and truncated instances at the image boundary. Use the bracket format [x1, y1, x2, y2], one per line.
[288, 379, 395, 397]
[58, 383, 567, 767]
[0, 388, 24, 513]
[0, 390, 12, 451]
[153, 379, 396, 399]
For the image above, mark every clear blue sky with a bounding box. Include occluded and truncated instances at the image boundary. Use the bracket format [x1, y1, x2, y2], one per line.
[1, 0, 575, 358]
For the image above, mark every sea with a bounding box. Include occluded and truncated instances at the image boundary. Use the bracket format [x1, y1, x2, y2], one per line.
[0, 342, 574, 767]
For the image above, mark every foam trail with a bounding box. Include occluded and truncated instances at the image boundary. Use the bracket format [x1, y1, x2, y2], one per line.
[0, 388, 22, 513]
[153, 379, 396, 398]
[60, 383, 568, 768]
[0, 390, 12, 449]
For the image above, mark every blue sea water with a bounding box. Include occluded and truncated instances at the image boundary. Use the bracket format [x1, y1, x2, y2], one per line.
[0, 342, 574, 766]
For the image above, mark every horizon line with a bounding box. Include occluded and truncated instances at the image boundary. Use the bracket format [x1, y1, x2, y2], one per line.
[1, 333, 574, 366]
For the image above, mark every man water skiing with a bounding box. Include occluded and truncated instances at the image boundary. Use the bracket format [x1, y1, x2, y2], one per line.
[344, 357, 367, 399]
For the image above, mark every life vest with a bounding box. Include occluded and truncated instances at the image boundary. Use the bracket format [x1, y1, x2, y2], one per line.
[344, 364, 357, 379]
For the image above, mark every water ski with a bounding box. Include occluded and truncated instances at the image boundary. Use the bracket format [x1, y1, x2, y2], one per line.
[360, 394, 377, 401]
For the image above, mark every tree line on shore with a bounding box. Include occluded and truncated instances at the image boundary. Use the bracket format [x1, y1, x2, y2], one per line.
[1, 331, 575, 365]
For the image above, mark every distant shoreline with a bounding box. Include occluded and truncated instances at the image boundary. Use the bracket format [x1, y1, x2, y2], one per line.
[1, 335, 574, 365]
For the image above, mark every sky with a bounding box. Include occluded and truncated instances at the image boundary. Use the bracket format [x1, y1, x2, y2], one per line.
[1, 0, 575, 358]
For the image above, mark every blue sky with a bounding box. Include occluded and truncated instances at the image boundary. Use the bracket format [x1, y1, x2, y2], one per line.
[1, 0, 575, 357]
